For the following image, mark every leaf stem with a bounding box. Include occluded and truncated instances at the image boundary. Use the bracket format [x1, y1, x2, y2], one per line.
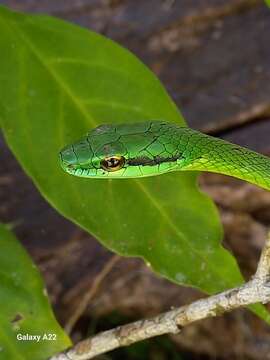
[65, 255, 120, 334]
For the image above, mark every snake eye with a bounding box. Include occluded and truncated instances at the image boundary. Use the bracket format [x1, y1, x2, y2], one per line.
[100, 156, 125, 172]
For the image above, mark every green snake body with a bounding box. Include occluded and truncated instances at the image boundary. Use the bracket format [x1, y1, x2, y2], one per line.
[60, 121, 270, 190]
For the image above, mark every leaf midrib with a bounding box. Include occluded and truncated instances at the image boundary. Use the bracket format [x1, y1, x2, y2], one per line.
[3, 17, 96, 129]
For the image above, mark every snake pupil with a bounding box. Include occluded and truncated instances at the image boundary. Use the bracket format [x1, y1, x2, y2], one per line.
[101, 156, 125, 172]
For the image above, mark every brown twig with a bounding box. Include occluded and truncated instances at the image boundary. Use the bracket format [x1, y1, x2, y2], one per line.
[50, 233, 270, 360]
[65, 255, 120, 334]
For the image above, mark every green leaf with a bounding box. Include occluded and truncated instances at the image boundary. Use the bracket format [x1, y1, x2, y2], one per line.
[265, 0, 270, 8]
[0, 224, 71, 359]
[0, 5, 268, 323]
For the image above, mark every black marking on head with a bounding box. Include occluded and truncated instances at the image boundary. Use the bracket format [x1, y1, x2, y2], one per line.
[127, 154, 180, 167]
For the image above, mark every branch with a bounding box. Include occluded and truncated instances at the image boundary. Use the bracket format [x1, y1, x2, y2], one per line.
[255, 231, 270, 280]
[50, 232, 270, 360]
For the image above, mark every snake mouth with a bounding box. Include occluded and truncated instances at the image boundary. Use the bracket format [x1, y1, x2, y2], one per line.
[61, 163, 76, 174]
[66, 164, 77, 172]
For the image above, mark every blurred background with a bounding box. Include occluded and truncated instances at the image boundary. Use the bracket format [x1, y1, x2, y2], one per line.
[1, 1, 270, 359]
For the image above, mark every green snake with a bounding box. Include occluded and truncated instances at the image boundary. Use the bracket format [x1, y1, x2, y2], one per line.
[59, 121, 270, 190]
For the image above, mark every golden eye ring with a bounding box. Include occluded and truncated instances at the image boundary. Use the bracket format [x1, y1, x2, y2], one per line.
[100, 156, 125, 172]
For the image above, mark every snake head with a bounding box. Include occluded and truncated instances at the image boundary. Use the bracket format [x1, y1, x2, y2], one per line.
[59, 121, 180, 179]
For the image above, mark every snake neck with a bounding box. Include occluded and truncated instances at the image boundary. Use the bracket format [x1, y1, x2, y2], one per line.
[174, 127, 270, 191]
